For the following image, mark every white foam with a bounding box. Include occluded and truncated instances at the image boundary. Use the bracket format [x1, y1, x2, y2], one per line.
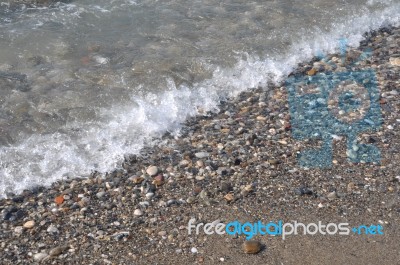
[0, 3, 399, 197]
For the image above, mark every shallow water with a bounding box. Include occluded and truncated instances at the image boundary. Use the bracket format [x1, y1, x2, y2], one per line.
[0, 0, 399, 196]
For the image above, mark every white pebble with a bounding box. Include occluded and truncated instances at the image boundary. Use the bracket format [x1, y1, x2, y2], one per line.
[133, 209, 143, 216]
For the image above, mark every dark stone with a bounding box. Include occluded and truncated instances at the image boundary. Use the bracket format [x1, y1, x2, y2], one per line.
[11, 196, 24, 203]
[3, 207, 26, 222]
[217, 167, 228, 176]
[294, 187, 314, 196]
[220, 182, 233, 193]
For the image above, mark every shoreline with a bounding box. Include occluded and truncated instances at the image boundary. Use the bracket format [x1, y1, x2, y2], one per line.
[0, 25, 399, 264]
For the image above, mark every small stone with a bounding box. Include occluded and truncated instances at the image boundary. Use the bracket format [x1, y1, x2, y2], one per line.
[191, 247, 198, 254]
[153, 174, 164, 186]
[389, 57, 400, 66]
[195, 152, 209, 159]
[193, 186, 202, 194]
[217, 167, 228, 176]
[347, 182, 356, 192]
[96, 191, 106, 199]
[196, 160, 204, 167]
[199, 190, 209, 200]
[221, 182, 232, 193]
[145, 192, 154, 199]
[132, 176, 144, 184]
[33, 253, 48, 262]
[195, 175, 205, 181]
[220, 128, 230, 133]
[242, 241, 262, 254]
[167, 199, 176, 206]
[146, 166, 159, 176]
[158, 231, 167, 236]
[243, 185, 253, 192]
[133, 209, 143, 216]
[268, 159, 280, 165]
[307, 68, 317, 76]
[186, 197, 196, 204]
[179, 160, 190, 167]
[54, 195, 64, 205]
[23, 220, 35, 229]
[47, 224, 59, 234]
[277, 140, 287, 145]
[327, 191, 337, 200]
[224, 193, 234, 202]
[294, 187, 313, 196]
[49, 245, 69, 256]
[14, 226, 24, 234]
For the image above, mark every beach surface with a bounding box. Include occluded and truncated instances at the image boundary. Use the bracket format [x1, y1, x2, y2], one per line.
[0, 26, 399, 264]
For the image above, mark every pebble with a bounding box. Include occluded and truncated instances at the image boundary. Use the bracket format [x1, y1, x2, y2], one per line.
[47, 224, 59, 234]
[96, 191, 106, 198]
[242, 241, 262, 254]
[23, 220, 35, 229]
[14, 226, 24, 234]
[327, 191, 337, 200]
[195, 152, 209, 158]
[186, 197, 196, 204]
[221, 182, 232, 193]
[133, 209, 143, 216]
[132, 176, 144, 184]
[92, 55, 109, 65]
[153, 174, 164, 186]
[49, 245, 69, 256]
[145, 192, 154, 199]
[179, 160, 190, 167]
[146, 166, 159, 176]
[33, 253, 48, 262]
[158, 231, 167, 236]
[54, 195, 64, 205]
[389, 57, 400, 66]
[347, 182, 356, 192]
[294, 187, 313, 196]
[196, 160, 204, 167]
[307, 68, 317, 76]
[224, 193, 234, 202]
[191, 247, 198, 254]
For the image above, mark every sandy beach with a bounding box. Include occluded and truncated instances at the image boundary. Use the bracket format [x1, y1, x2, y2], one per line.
[0, 25, 399, 264]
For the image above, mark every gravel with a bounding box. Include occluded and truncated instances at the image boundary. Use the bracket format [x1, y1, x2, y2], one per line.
[0, 26, 399, 265]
